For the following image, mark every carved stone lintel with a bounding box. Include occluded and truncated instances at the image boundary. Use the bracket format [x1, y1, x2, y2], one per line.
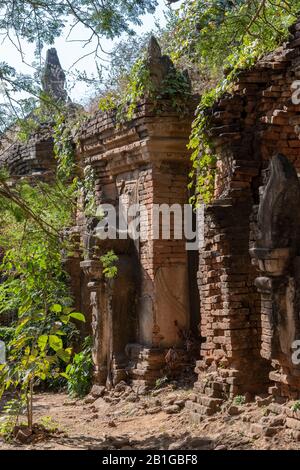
[250, 247, 290, 277]
[80, 260, 102, 281]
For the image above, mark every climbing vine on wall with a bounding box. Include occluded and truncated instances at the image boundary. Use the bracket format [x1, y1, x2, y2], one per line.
[98, 53, 191, 123]
[175, 0, 300, 205]
[53, 112, 76, 180]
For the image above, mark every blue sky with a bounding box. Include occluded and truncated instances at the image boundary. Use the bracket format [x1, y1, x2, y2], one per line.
[1, 0, 182, 103]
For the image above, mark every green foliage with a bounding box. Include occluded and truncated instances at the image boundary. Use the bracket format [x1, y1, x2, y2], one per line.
[154, 376, 169, 390]
[175, 0, 300, 205]
[291, 401, 300, 412]
[39, 416, 59, 433]
[0, 327, 14, 343]
[80, 165, 97, 218]
[167, 0, 299, 79]
[53, 107, 89, 180]
[0, 415, 18, 442]
[234, 395, 246, 406]
[53, 109, 98, 217]
[0, 397, 26, 442]
[100, 250, 118, 279]
[65, 337, 93, 398]
[160, 69, 191, 114]
[99, 53, 191, 123]
[98, 92, 118, 113]
[99, 56, 152, 121]
[118, 57, 153, 121]
[188, 89, 218, 205]
[0, 0, 159, 132]
[0, 169, 84, 429]
[53, 112, 76, 180]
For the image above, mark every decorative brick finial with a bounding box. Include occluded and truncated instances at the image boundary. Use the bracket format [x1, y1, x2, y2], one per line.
[41, 48, 68, 103]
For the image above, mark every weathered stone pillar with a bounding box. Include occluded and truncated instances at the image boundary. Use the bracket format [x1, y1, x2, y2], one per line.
[251, 154, 300, 400]
[81, 260, 108, 385]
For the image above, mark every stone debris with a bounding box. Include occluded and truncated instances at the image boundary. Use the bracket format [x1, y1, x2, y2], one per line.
[90, 385, 106, 398]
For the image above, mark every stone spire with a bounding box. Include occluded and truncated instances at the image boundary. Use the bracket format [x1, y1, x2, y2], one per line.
[146, 36, 175, 90]
[41, 48, 68, 103]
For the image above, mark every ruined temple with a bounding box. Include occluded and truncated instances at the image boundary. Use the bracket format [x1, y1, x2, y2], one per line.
[5, 18, 300, 433]
[70, 38, 199, 388]
[0, 47, 69, 178]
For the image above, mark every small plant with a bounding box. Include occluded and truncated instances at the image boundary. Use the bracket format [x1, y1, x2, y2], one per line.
[154, 376, 169, 390]
[99, 50, 191, 124]
[53, 111, 76, 180]
[291, 401, 300, 412]
[39, 416, 59, 433]
[0, 415, 18, 442]
[0, 397, 26, 441]
[81, 165, 97, 217]
[262, 407, 269, 417]
[100, 250, 118, 279]
[65, 337, 93, 398]
[234, 395, 246, 406]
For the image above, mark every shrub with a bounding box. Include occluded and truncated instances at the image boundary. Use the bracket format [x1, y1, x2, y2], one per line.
[65, 337, 93, 398]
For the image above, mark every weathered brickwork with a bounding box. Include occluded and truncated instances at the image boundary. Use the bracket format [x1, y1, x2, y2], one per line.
[0, 126, 55, 178]
[189, 17, 300, 418]
[76, 99, 195, 388]
[6, 24, 300, 416]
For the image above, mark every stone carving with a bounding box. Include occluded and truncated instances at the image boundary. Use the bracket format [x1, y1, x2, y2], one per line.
[80, 260, 108, 384]
[257, 153, 300, 252]
[251, 154, 300, 277]
[251, 154, 300, 399]
[41, 48, 68, 103]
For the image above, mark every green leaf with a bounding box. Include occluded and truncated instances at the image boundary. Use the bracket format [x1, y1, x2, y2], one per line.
[15, 318, 30, 335]
[56, 348, 71, 363]
[37, 335, 48, 351]
[49, 335, 63, 352]
[59, 315, 70, 324]
[53, 330, 66, 336]
[68, 312, 85, 323]
[60, 372, 69, 379]
[51, 304, 62, 313]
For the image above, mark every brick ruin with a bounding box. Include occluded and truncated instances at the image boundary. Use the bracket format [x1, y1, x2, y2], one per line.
[4, 20, 300, 428]
[72, 38, 199, 389]
[188, 16, 300, 424]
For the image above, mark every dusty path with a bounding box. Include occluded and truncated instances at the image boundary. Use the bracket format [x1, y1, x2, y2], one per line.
[1, 386, 300, 450]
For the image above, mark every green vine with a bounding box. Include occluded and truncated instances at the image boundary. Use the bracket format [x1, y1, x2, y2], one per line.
[53, 112, 76, 180]
[99, 54, 191, 123]
[188, 39, 285, 206]
[80, 164, 97, 218]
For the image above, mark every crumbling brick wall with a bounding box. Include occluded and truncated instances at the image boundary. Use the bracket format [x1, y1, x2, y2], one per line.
[189, 17, 300, 418]
[0, 125, 56, 178]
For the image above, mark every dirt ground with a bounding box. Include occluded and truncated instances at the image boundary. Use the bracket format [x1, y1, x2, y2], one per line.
[1, 383, 300, 450]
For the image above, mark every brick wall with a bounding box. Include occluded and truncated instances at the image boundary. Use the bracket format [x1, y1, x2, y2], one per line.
[189, 18, 300, 415]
